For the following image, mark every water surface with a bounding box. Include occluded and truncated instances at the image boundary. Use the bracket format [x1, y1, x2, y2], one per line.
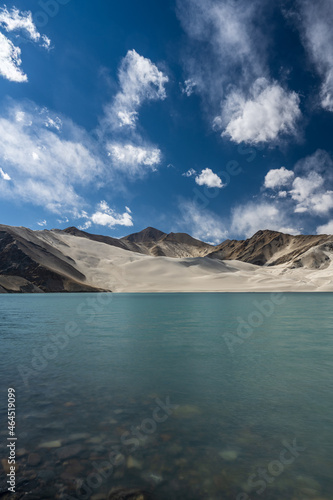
[0, 293, 332, 499]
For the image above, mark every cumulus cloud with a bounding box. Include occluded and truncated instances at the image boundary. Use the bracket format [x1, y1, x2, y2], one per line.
[0, 7, 50, 82]
[195, 168, 224, 188]
[290, 172, 328, 213]
[177, 1, 301, 144]
[221, 79, 301, 144]
[296, 0, 333, 111]
[178, 200, 228, 244]
[264, 150, 333, 215]
[105, 49, 168, 129]
[107, 143, 161, 176]
[37, 219, 47, 227]
[0, 102, 103, 213]
[264, 166, 295, 189]
[317, 220, 333, 235]
[231, 201, 299, 238]
[256, 150, 333, 234]
[79, 202, 133, 230]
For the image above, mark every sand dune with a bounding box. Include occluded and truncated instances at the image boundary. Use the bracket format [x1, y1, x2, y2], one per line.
[30, 231, 333, 292]
[1, 225, 333, 292]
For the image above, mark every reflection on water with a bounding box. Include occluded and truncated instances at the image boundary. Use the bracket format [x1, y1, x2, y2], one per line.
[0, 293, 333, 499]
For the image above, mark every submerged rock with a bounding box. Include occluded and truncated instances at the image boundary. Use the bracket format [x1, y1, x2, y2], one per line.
[173, 405, 202, 418]
[38, 440, 62, 448]
[167, 443, 183, 455]
[108, 487, 151, 499]
[56, 444, 83, 460]
[17, 448, 29, 457]
[87, 436, 104, 444]
[28, 453, 42, 466]
[127, 456, 143, 469]
[218, 449, 239, 461]
[1, 459, 11, 473]
[141, 471, 164, 485]
[37, 470, 56, 482]
[68, 432, 91, 442]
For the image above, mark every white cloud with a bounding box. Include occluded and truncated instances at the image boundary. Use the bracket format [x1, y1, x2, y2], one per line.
[105, 49, 168, 129]
[231, 150, 333, 237]
[177, 0, 266, 95]
[0, 7, 51, 82]
[264, 167, 295, 189]
[0, 102, 103, 213]
[0, 167, 11, 181]
[107, 143, 161, 176]
[182, 79, 197, 96]
[290, 172, 324, 209]
[287, 150, 333, 215]
[317, 220, 333, 235]
[44, 116, 62, 131]
[296, 0, 333, 111]
[0, 32, 27, 82]
[57, 217, 69, 225]
[37, 220, 47, 227]
[195, 168, 224, 188]
[182, 168, 196, 177]
[177, 1, 301, 144]
[221, 79, 301, 144]
[0, 6, 50, 48]
[179, 200, 228, 244]
[231, 201, 299, 238]
[80, 201, 133, 230]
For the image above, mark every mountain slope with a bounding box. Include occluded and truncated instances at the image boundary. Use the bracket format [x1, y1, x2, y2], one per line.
[64, 226, 214, 258]
[0, 224, 333, 293]
[0, 225, 105, 293]
[207, 230, 332, 267]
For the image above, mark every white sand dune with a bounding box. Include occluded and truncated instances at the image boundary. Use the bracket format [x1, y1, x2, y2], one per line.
[33, 231, 333, 292]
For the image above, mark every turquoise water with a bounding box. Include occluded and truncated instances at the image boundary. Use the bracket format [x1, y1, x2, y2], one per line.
[0, 293, 333, 499]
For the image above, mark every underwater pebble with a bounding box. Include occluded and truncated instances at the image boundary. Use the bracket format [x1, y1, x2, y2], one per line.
[86, 436, 103, 444]
[168, 443, 183, 455]
[38, 440, 62, 448]
[17, 448, 28, 457]
[127, 456, 143, 469]
[218, 449, 239, 461]
[173, 405, 202, 418]
[296, 476, 321, 491]
[300, 487, 321, 497]
[28, 453, 42, 466]
[37, 470, 56, 481]
[141, 471, 164, 485]
[67, 432, 91, 441]
[1, 459, 11, 473]
[56, 444, 83, 460]
[108, 487, 149, 499]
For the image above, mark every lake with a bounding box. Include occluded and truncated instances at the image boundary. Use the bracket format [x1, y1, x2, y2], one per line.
[1, 292, 333, 499]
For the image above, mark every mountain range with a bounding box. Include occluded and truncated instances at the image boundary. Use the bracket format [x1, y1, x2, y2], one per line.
[0, 224, 333, 293]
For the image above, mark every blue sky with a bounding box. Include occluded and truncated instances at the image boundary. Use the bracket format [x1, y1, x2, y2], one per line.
[0, 0, 333, 243]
